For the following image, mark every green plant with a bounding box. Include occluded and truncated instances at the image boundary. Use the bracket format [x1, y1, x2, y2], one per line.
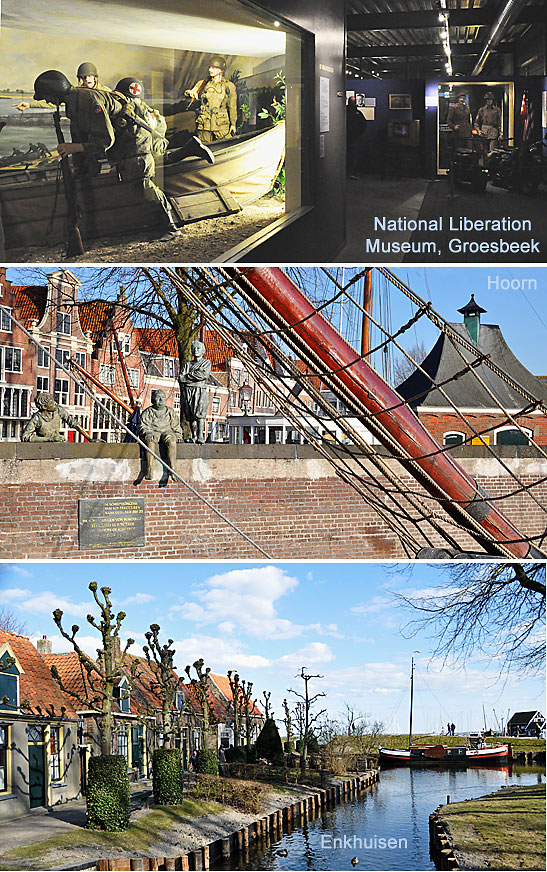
[86, 755, 130, 831]
[196, 748, 219, 775]
[226, 745, 247, 764]
[152, 748, 184, 805]
[258, 72, 286, 125]
[255, 718, 284, 763]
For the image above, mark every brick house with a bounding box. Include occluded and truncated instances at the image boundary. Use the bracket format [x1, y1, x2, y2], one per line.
[0, 630, 80, 823]
[208, 672, 264, 749]
[396, 295, 547, 447]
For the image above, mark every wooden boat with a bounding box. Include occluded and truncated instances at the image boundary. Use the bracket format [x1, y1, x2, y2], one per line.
[0, 122, 285, 252]
[377, 658, 512, 768]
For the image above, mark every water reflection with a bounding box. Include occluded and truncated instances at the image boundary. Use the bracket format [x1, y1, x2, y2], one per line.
[213, 766, 545, 871]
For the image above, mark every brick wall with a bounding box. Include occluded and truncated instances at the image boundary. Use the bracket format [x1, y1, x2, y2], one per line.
[419, 412, 547, 446]
[0, 444, 545, 559]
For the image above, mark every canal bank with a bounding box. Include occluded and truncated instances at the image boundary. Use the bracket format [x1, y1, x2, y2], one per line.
[430, 782, 546, 871]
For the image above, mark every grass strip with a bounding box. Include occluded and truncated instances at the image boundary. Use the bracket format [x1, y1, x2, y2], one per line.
[438, 783, 545, 870]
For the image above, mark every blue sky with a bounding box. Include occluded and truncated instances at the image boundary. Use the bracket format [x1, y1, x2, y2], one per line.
[1, 561, 544, 735]
[6, 266, 546, 375]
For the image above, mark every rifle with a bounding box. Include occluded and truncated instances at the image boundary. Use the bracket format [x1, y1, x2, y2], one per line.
[52, 108, 84, 256]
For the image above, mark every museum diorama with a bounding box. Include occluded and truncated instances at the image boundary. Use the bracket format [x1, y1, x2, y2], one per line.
[0, 0, 346, 263]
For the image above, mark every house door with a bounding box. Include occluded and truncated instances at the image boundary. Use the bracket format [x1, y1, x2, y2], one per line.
[28, 726, 46, 808]
[131, 726, 144, 777]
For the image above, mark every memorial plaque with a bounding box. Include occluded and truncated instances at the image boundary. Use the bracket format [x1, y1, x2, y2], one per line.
[78, 498, 145, 549]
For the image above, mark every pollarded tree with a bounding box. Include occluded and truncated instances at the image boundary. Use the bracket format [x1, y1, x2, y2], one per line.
[51, 582, 135, 755]
[50, 582, 135, 830]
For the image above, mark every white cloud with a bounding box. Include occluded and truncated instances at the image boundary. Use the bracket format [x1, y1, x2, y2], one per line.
[278, 642, 334, 670]
[7, 566, 33, 578]
[1, 587, 32, 601]
[172, 635, 271, 674]
[121, 593, 155, 606]
[169, 566, 303, 639]
[351, 595, 392, 615]
[21, 591, 91, 619]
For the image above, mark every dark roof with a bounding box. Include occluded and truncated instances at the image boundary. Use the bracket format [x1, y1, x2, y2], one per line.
[457, 294, 486, 317]
[396, 323, 546, 410]
[507, 710, 543, 725]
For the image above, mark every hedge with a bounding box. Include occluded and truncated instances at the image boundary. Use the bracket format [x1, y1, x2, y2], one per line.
[225, 745, 247, 764]
[86, 755, 130, 831]
[256, 718, 283, 764]
[190, 773, 266, 813]
[152, 748, 184, 805]
[196, 748, 219, 775]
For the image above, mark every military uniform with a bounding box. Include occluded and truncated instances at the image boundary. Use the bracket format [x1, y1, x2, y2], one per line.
[194, 78, 237, 143]
[475, 103, 501, 151]
[447, 100, 472, 149]
[65, 86, 175, 226]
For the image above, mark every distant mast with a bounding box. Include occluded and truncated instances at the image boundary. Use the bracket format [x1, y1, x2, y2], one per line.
[408, 656, 415, 750]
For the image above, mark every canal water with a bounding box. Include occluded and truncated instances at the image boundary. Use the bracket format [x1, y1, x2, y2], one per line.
[213, 766, 545, 871]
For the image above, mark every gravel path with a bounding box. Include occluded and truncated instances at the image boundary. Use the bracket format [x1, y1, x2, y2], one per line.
[7, 197, 284, 264]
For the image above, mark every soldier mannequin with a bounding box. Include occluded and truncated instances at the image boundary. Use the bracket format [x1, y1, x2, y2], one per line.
[14, 62, 109, 112]
[186, 56, 237, 143]
[33, 69, 181, 240]
[139, 389, 183, 480]
[447, 92, 472, 149]
[179, 339, 212, 444]
[475, 91, 501, 153]
[21, 392, 76, 442]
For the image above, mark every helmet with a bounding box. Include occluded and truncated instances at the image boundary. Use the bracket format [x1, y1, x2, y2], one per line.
[34, 70, 72, 104]
[483, 91, 495, 101]
[77, 62, 98, 79]
[115, 77, 144, 99]
[209, 55, 226, 72]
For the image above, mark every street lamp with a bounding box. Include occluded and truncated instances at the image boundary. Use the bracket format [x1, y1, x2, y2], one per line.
[238, 383, 253, 414]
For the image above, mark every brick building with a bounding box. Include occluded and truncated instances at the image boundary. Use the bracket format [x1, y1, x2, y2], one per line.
[0, 268, 285, 443]
[396, 295, 547, 447]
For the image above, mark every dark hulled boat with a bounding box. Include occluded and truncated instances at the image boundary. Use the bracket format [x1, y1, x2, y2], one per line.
[0, 121, 285, 252]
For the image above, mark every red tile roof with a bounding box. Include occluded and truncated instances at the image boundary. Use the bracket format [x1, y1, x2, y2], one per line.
[0, 631, 77, 718]
[209, 672, 263, 717]
[135, 328, 231, 370]
[11, 286, 47, 329]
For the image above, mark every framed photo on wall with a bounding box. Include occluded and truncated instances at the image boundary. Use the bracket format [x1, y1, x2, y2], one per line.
[389, 94, 412, 110]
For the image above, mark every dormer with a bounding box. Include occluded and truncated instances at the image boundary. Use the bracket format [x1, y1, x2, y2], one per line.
[113, 676, 131, 713]
[0, 643, 24, 712]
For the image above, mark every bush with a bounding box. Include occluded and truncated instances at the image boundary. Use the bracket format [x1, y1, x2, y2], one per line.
[226, 746, 247, 764]
[196, 748, 219, 775]
[255, 718, 283, 763]
[284, 740, 294, 753]
[86, 755, 130, 831]
[191, 773, 266, 813]
[245, 744, 257, 763]
[152, 748, 184, 805]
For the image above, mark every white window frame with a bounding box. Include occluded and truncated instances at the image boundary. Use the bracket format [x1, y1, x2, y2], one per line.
[54, 378, 69, 406]
[49, 725, 62, 782]
[75, 351, 86, 369]
[57, 312, 71, 335]
[128, 369, 139, 389]
[163, 357, 176, 379]
[211, 396, 220, 415]
[38, 346, 50, 368]
[3, 346, 22, 374]
[99, 364, 116, 386]
[443, 431, 466, 446]
[1, 308, 12, 333]
[494, 425, 532, 446]
[37, 376, 50, 393]
[113, 333, 131, 356]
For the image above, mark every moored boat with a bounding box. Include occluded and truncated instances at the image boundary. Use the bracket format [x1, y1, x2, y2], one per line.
[378, 657, 512, 768]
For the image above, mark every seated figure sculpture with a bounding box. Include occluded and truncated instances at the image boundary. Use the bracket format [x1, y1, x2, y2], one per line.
[21, 392, 76, 442]
[139, 389, 182, 481]
[179, 340, 212, 444]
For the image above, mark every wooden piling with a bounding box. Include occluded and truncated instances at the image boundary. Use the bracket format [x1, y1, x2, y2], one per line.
[202, 846, 210, 871]
[221, 838, 231, 860]
[164, 860, 175, 872]
[191, 849, 202, 871]
[130, 861, 145, 871]
[180, 856, 190, 872]
[236, 829, 244, 852]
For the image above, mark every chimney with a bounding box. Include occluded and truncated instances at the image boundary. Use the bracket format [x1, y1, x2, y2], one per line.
[457, 294, 487, 346]
[36, 635, 52, 656]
